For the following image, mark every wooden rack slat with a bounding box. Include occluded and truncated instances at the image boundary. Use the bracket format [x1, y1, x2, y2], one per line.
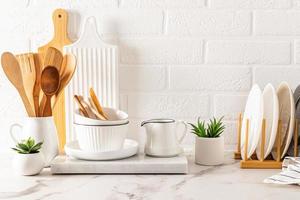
[234, 113, 298, 169]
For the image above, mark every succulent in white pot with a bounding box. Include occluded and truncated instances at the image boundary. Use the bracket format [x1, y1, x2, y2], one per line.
[12, 137, 44, 176]
[190, 117, 225, 166]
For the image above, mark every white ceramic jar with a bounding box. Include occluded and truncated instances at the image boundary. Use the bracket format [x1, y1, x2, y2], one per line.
[195, 135, 224, 165]
[9, 117, 59, 167]
[12, 152, 44, 176]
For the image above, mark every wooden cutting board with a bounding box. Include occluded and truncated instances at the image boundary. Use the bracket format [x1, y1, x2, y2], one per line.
[38, 9, 72, 153]
[64, 17, 119, 141]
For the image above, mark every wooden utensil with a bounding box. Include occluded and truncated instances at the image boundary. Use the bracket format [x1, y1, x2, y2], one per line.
[53, 54, 76, 108]
[88, 97, 107, 120]
[89, 87, 108, 120]
[74, 95, 89, 117]
[39, 47, 63, 115]
[1, 52, 35, 116]
[32, 54, 43, 117]
[41, 66, 60, 116]
[44, 47, 63, 72]
[74, 95, 98, 119]
[38, 9, 72, 152]
[16, 53, 37, 116]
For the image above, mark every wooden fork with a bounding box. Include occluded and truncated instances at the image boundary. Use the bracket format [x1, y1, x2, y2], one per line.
[16, 53, 36, 116]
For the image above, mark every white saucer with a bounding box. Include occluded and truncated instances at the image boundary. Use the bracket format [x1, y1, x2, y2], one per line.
[145, 147, 183, 158]
[65, 139, 139, 161]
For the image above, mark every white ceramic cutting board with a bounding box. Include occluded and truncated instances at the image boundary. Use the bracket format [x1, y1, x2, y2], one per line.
[64, 17, 119, 141]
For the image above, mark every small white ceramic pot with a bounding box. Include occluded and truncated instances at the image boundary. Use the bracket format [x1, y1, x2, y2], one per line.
[195, 135, 224, 165]
[12, 152, 44, 176]
[74, 122, 128, 152]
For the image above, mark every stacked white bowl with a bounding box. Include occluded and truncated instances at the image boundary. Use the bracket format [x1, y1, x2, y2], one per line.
[73, 107, 129, 152]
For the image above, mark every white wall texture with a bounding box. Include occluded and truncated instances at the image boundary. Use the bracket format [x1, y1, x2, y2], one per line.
[0, 0, 299, 153]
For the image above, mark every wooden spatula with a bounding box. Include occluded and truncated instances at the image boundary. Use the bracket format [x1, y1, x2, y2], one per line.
[88, 97, 107, 120]
[32, 54, 43, 116]
[44, 47, 63, 71]
[53, 54, 76, 108]
[89, 87, 108, 120]
[16, 53, 37, 116]
[1, 52, 35, 116]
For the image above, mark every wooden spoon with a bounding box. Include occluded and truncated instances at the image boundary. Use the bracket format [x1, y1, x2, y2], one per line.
[16, 53, 37, 116]
[41, 66, 60, 116]
[1, 52, 35, 116]
[89, 87, 108, 120]
[39, 48, 63, 115]
[53, 54, 76, 108]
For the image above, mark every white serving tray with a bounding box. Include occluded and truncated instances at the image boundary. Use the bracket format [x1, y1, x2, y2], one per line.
[51, 154, 188, 174]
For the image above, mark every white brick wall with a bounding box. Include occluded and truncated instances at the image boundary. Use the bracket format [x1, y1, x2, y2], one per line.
[0, 0, 299, 152]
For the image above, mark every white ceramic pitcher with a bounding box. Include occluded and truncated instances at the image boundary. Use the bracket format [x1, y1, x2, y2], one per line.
[10, 117, 59, 167]
[141, 119, 188, 157]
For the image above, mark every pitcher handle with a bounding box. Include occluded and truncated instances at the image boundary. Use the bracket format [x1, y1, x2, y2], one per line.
[176, 120, 188, 143]
[9, 123, 23, 144]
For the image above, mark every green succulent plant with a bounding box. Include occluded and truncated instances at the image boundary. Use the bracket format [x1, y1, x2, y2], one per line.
[12, 137, 43, 154]
[189, 117, 225, 138]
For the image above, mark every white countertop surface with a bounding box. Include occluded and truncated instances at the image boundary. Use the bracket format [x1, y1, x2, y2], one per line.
[0, 151, 299, 200]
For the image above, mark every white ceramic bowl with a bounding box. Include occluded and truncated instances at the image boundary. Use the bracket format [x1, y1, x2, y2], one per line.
[74, 107, 128, 126]
[74, 122, 129, 152]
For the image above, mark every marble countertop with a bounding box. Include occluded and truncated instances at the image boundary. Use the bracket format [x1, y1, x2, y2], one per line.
[0, 152, 299, 200]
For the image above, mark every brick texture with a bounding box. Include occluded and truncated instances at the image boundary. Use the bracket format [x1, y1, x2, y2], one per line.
[170, 66, 251, 91]
[167, 10, 251, 36]
[206, 41, 291, 64]
[0, 0, 298, 152]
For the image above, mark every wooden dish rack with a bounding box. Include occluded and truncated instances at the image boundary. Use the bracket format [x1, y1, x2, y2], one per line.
[234, 113, 299, 169]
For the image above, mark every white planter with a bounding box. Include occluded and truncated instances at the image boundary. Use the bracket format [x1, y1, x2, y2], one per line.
[195, 135, 224, 166]
[12, 152, 44, 176]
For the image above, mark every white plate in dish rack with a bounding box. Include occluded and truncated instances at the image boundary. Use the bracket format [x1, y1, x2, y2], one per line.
[64, 17, 119, 141]
[65, 139, 138, 161]
[240, 84, 263, 160]
[272, 82, 295, 159]
[255, 84, 279, 160]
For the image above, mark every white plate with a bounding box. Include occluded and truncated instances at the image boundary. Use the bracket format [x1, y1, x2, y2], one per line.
[65, 139, 138, 161]
[272, 82, 295, 159]
[241, 84, 263, 160]
[256, 84, 279, 160]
